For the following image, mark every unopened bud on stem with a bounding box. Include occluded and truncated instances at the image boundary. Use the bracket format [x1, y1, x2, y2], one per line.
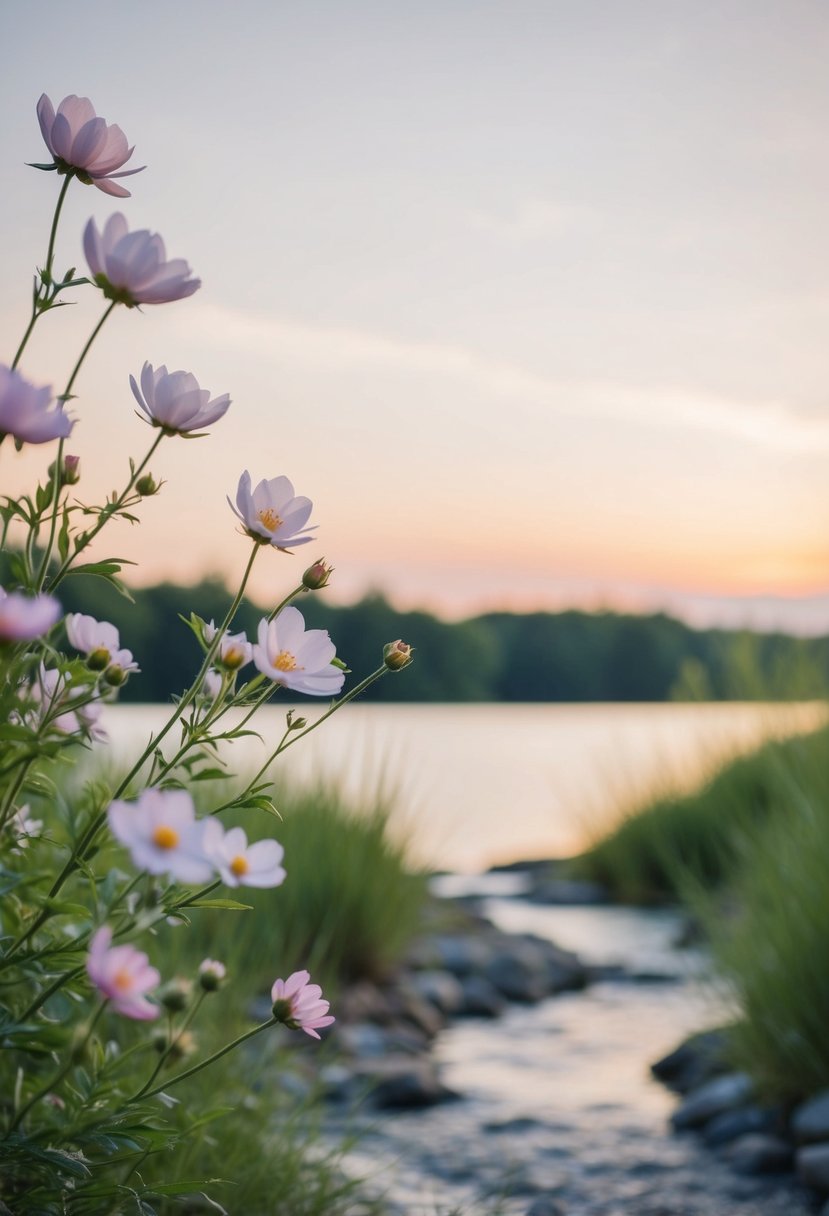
[383, 640, 414, 671]
[302, 559, 334, 591]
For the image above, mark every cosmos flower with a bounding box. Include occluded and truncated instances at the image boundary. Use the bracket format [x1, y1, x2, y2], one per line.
[84, 213, 200, 307]
[36, 93, 144, 197]
[202, 821, 286, 889]
[228, 472, 315, 550]
[270, 970, 334, 1040]
[203, 621, 252, 670]
[86, 926, 160, 1019]
[107, 788, 213, 883]
[129, 362, 230, 434]
[252, 606, 345, 697]
[29, 665, 107, 742]
[0, 365, 73, 446]
[0, 586, 61, 642]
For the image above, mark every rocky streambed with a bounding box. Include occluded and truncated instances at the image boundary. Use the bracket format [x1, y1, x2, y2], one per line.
[313, 876, 817, 1216]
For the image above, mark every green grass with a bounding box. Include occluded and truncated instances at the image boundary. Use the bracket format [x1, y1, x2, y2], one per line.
[573, 725, 829, 903]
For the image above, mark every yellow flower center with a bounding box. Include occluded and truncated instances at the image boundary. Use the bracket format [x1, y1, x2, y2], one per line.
[152, 824, 180, 850]
[257, 508, 283, 533]
[230, 855, 249, 877]
[273, 650, 301, 672]
[113, 968, 134, 992]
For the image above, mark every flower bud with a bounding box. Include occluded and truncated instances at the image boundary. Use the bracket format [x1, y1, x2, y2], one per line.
[383, 640, 414, 671]
[63, 454, 81, 484]
[302, 559, 333, 591]
[198, 958, 226, 993]
[286, 710, 307, 731]
[103, 663, 127, 687]
[135, 473, 160, 496]
[166, 1030, 197, 1063]
[87, 646, 111, 672]
[152, 1029, 169, 1054]
[158, 977, 192, 1014]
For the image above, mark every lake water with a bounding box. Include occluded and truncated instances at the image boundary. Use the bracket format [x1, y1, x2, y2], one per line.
[103, 700, 825, 872]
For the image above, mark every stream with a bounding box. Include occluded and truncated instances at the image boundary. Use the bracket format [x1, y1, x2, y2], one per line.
[334, 884, 815, 1216]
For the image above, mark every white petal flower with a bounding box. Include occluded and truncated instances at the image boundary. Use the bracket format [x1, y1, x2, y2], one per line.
[129, 362, 230, 434]
[84, 214, 200, 307]
[29, 665, 107, 742]
[0, 365, 73, 446]
[228, 471, 316, 550]
[252, 606, 345, 697]
[37, 94, 144, 198]
[108, 788, 213, 883]
[203, 621, 252, 670]
[202, 820, 286, 888]
[66, 612, 120, 661]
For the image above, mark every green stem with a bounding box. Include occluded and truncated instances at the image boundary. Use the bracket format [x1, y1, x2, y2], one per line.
[6, 999, 105, 1134]
[125, 1017, 276, 1105]
[131, 993, 206, 1100]
[63, 300, 117, 401]
[12, 175, 73, 369]
[47, 430, 165, 592]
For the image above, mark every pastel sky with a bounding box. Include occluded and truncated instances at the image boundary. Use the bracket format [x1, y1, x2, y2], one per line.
[2, 1, 828, 632]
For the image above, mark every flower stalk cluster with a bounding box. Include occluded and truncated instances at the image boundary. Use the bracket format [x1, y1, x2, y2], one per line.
[0, 86, 413, 1208]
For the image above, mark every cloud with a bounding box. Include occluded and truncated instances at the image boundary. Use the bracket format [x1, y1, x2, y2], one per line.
[174, 301, 829, 453]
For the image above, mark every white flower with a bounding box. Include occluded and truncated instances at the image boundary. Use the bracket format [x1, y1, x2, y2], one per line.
[0, 365, 73, 446]
[108, 788, 213, 883]
[200, 668, 225, 702]
[202, 821, 286, 888]
[84, 213, 200, 307]
[11, 805, 43, 853]
[66, 612, 138, 678]
[228, 472, 316, 550]
[129, 362, 230, 434]
[36, 94, 144, 198]
[0, 585, 61, 641]
[252, 606, 345, 697]
[203, 621, 252, 670]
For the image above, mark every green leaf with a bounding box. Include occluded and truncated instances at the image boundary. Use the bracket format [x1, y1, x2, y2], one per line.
[189, 767, 230, 782]
[185, 898, 253, 911]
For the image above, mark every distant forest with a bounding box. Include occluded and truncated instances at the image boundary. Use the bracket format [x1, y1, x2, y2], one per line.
[50, 572, 829, 704]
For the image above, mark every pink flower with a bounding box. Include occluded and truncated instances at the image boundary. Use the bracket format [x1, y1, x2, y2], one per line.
[253, 606, 345, 697]
[36, 94, 144, 198]
[270, 970, 334, 1040]
[83, 214, 200, 307]
[86, 926, 160, 1019]
[228, 472, 316, 550]
[108, 788, 213, 884]
[203, 621, 251, 670]
[29, 665, 107, 742]
[0, 365, 73, 446]
[0, 586, 61, 642]
[130, 362, 230, 434]
[202, 821, 286, 888]
[65, 612, 138, 678]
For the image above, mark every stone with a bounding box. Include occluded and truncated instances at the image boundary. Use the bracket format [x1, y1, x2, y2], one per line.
[651, 1028, 729, 1094]
[724, 1133, 793, 1175]
[525, 1199, 565, 1216]
[792, 1089, 829, 1143]
[407, 968, 465, 1015]
[486, 939, 553, 1003]
[797, 1143, 829, 1192]
[386, 984, 445, 1038]
[527, 878, 607, 905]
[356, 1055, 459, 1110]
[457, 974, 506, 1017]
[430, 933, 494, 976]
[703, 1103, 781, 1146]
[670, 1072, 753, 1130]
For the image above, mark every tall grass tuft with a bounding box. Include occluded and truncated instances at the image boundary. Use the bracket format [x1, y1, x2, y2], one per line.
[574, 726, 829, 903]
[703, 759, 829, 1102]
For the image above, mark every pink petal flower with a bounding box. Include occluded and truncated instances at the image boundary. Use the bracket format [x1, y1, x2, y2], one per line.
[202, 821, 286, 889]
[228, 471, 316, 550]
[129, 362, 230, 434]
[87, 926, 160, 1020]
[0, 365, 73, 446]
[270, 969, 334, 1039]
[0, 587, 61, 642]
[108, 788, 213, 883]
[252, 606, 345, 697]
[84, 214, 200, 307]
[36, 93, 144, 196]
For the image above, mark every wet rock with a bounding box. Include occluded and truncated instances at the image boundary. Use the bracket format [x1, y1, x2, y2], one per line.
[457, 974, 506, 1017]
[792, 1090, 829, 1144]
[527, 878, 607, 905]
[483, 1115, 545, 1134]
[524, 1196, 565, 1215]
[724, 1133, 794, 1175]
[429, 933, 494, 976]
[651, 1028, 729, 1093]
[407, 968, 465, 1015]
[386, 983, 445, 1038]
[486, 940, 552, 1003]
[703, 1103, 782, 1146]
[335, 980, 395, 1024]
[797, 1143, 829, 1192]
[671, 1072, 753, 1130]
[337, 1020, 427, 1059]
[355, 1055, 459, 1110]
